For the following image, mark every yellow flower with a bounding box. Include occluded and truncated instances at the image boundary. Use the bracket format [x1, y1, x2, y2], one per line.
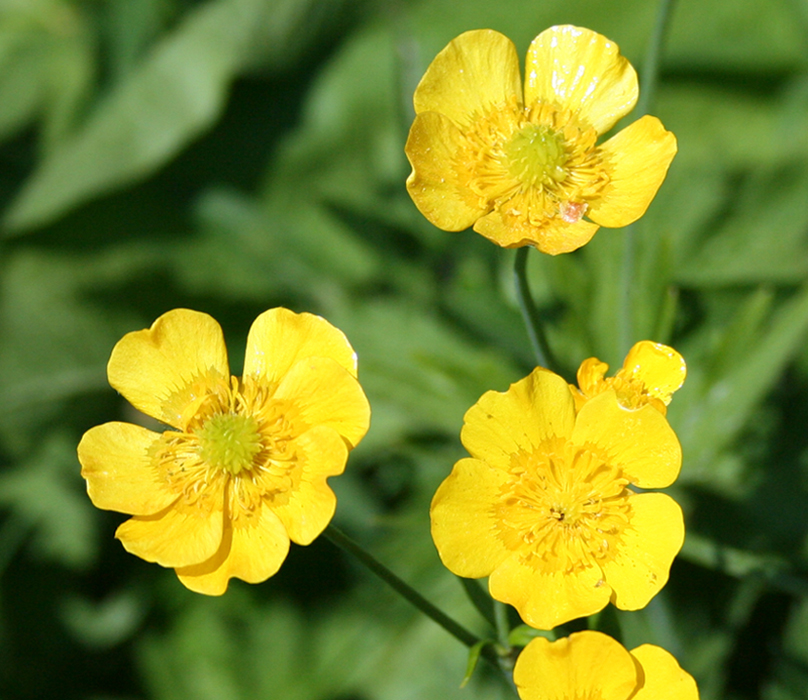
[515, 631, 699, 700]
[430, 367, 683, 629]
[573, 340, 686, 415]
[78, 308, 370, 595]
[405, 26, 677, 254]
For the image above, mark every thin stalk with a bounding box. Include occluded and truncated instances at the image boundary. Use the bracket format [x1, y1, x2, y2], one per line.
[494, 600, 512, 651]
[620, 0, 678, 356]
[323, 524, 499, 665]
[514, 247, 556, 370]
[637, 0, 679, 119]
[460, 577, 497, 628]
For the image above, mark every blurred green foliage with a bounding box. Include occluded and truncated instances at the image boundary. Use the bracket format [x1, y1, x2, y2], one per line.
[1, 0, 808, 699]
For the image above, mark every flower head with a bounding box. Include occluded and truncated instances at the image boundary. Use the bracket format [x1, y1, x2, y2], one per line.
[78, 308, 370, 595]
[405, 26, 677, 254]
[515, 631, 699, 700]
[573, 340, 686, 415]
[430, 367, 683, 629]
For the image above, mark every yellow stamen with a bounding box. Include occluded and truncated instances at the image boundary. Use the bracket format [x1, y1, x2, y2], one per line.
[496, 438, 631, 574]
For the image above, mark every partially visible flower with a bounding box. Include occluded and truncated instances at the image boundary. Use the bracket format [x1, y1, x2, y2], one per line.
[405, 26, 677, 254]
[515, 631, 699, 700]
[572, 340, 686, 415]
[78, 308, 370, 595]
[430, 367, 683, 629]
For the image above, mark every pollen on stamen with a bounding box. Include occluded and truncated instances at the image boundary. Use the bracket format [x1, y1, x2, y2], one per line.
[560, 200, 588, 223]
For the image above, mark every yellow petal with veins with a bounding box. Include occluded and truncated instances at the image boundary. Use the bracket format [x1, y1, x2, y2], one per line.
[622, 340, 687, 406]
[107, 309, 229, 429]
[572, 390, 682, 488]
[630, 645, 700, 700]
[405, 111, 485, 230]
[430, 458, 512, 578]
[602, 493, 684, 610]
[79, 422, 176, 516]
[489, 554, 609, 630]
[413, 29, 522, 124]
[524, 25, 638, 134]
[176, 502, 290, 595]
[244, 307, 359, 383]
[474, 207, 600, 253]
[515, 632, 639, 700]
[461, 367, 575, 470]
[116, 486, 226, 569]
[589, 115, 677, 227]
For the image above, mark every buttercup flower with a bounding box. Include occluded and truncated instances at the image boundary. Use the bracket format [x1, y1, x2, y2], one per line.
[430, 367, 683, 629]
[405, 26, 677, 254]
[515, 631, 699, 700]
[572, 340, 686, 414]
[78, 308, 370, 595]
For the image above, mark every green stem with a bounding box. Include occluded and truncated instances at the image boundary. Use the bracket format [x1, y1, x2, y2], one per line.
[514, 247, 556, 370]
[494, 600, 512, 651]
[637, 0, 679, 119]
[619, 0, 678, 355]
[323, 524, 498, 664]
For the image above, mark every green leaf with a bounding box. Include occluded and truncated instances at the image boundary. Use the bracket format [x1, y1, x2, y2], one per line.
[673, 284, 808, 487]
[678, 166, 808, 286]
[0, 432, 98, 569]
[460, 639, 490, 688]
[4, 0, 274, 232]
[0, 0, 94, 148]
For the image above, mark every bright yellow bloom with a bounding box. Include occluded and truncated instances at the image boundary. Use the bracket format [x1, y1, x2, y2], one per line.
[430, 367, 683, 629]
[78, 308, 370, 595]
[572, 340, 686, 415]
[515, 631, 699, 700]
[405, 26, 677, 254]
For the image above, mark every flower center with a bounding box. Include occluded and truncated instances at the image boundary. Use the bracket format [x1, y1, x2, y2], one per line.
[496, 437, 631, 574]
[197, 412, 262, 475]
[504, 124, 568, 187]
[457, 98, 608, 232]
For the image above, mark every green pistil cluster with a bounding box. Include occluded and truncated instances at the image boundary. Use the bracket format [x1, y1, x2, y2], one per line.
[505, 124, 568, 187]
[198, 412, 262, 475]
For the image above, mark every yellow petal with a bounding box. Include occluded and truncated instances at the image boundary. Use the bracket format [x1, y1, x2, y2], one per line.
[430, 458, 512, 578]
[602, 493, 684, 610]
[115, 487, 225, 568]
[572, 390, 682, 488]
[176, 503, 290, 595]
[588, 116, 677, 227]
[79, 422, 177, 516]
[107, 309, 229, 428]
[244, 307, 360, 383]
[577, 357, 609, 395]
[274, 357, 370, 448]
[405, 112, 485, 231]
[630, 645, 700, 700]
[571, 357, 610, 411]
[488, 554, 609, 629]
[413, 29, 522, 124]
[271, 426, 347, 545]
[515, 632, 639, 700]
[473, 208, 600, 253]
[524, 25, 638, 134]
[622, 341, 686, 406]
[461, 368, 575, 470]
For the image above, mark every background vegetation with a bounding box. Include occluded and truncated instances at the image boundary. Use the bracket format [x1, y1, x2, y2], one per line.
[1, 0, 808, 698]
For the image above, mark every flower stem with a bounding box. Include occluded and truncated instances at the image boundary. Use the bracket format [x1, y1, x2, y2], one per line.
[323, 524, 498, 664]
[620, 0, 678, 355]
[514, 247, 556, 370]
[638, 0, 679, 119]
